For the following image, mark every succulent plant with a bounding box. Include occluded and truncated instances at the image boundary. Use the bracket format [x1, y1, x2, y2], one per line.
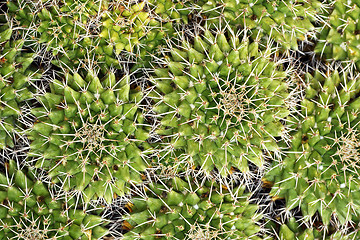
[196, 0, 325, 50]
[0, 25, 41, 149]
[150, 26, 295, 176]
[0, 160, 109, 239]
[315, 0, 360, 69]
[27, 69, 151, 203]
[122, 175, 263, 239]
[265, 68, 360, 228]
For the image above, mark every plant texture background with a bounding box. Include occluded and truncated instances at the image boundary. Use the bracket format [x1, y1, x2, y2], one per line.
[0, 0, 360, 239]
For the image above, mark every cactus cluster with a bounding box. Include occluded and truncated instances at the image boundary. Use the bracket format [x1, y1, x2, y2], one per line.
[2, 0, 360, 239]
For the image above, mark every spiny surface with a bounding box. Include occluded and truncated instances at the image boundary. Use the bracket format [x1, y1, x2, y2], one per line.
[315, 0, 360, 69]
[196, 0, 325, 50]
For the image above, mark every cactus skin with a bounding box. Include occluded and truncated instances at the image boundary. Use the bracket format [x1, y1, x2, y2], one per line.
[265, 68, 360, 228]
[27, 70, 151, 203]
[122, 176, 263, 240]
[315, 1, 360, 69]
[0, 160, 109, 239]
[150, 27, 293, 176]
[196, 0, 324, 50]
[0, 25, 40, 149]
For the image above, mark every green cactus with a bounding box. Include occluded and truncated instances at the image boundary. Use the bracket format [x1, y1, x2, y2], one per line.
[0, 160, 109, 239]
[0, 25, 41, 149]
[122, 176, 263, 239]
[196, 0, 325, 50]
[150, 26, 293, 176]
[265, 68, 360, 227]
[314, 0, 360, 69]
[27, 69, 151, 203]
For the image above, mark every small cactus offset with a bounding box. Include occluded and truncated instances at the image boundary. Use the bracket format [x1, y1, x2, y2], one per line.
[2, 0, 360, 239]
[0, 160, 109, 239]
[28, 69, 151, 203]
[122, 175, 263, 239]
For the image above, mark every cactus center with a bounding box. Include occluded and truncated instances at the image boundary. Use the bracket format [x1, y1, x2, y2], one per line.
[187, 224, 220, 240]
[76, 122, 105, 150]
[214, 81, 258, 126]
[219, 86, 248, 121]
[333, 130, 360, 174]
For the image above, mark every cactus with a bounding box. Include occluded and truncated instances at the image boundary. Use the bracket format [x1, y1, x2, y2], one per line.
[315, 0, 360, 69]
[150, 26, 294, 177]
[196, 0, 325, 50]
[122, 175, 263, 239]
[0, 160, 109, 239]
[265, 67, 360, 228]
[27, 69, 151, 203]
[0, 25, 41, 149]
[6, 0, 191, 71]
